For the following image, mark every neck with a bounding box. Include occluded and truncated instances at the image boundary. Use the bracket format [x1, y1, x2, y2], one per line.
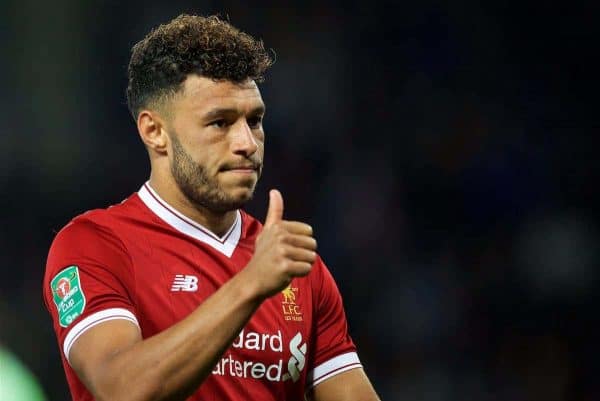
[148, 174, 237, 238]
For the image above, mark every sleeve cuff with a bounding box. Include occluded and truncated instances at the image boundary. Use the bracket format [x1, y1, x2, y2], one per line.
[306, 351, 363, 389]
[63, 308, 140, 364]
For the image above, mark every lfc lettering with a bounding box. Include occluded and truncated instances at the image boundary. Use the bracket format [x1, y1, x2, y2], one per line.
[281, 287, 303, 321]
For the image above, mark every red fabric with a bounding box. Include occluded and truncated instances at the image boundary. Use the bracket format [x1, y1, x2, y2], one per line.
[43, 191, 358, 401]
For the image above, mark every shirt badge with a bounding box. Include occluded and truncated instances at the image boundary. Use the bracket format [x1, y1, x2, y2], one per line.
[51, 265, 86, 327]
[281, 285, 303, 322]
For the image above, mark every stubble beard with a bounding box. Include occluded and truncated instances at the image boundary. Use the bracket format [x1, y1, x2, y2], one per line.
[170, 133, 258, 214]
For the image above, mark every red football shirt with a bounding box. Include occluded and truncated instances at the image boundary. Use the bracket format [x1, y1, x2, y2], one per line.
[43, 183, 362, 401]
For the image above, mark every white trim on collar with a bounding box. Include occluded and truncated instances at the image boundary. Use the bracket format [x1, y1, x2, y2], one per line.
[137, 182, 242, 257]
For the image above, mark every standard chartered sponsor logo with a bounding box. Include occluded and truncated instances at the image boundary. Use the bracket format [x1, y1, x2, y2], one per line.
[282, 333, 307, 382]
[211, 330, 307, 383]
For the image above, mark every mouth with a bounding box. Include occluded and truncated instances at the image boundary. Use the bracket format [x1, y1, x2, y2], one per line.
[220, 164, 260, 174]
[224, 169, 256, 174]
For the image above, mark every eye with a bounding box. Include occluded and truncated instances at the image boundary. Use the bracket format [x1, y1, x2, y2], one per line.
[209, 119, 228, 128]
[247, 115, 263, 129]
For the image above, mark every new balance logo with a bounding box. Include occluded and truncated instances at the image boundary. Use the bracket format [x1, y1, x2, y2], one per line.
[171, 275, 199, 292]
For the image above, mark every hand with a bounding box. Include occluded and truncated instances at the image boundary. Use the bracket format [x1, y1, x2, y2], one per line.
[245, 189, 317, 299]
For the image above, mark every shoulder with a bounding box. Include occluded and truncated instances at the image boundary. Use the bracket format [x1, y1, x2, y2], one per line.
[50, 210, 121, 253]
[46, 195, 142, 274]
[47, 215, 128, 273]
[44, 205, 138, 295]
[51, 193, 142, 248]
[306, 254, 345, 305]
[309, 255, 330, 282]
[53, 210, 117, 244]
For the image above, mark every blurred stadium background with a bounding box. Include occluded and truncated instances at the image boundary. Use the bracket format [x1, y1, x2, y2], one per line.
[1, 1, 599, 400]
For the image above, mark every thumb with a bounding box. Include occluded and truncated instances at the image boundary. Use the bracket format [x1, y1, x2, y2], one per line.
[264, 189, 284, 227]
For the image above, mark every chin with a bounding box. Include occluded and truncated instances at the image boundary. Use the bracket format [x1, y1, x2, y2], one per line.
[228, 187, 255, 203]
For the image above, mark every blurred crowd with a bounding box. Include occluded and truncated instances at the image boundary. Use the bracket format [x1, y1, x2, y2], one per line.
[1, 1, 599, 400]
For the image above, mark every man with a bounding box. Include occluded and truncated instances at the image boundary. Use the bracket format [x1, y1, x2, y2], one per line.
[43, 14, 380, 401]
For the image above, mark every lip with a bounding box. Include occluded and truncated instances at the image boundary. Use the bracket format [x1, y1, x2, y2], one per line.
[221, 164, 258, 171]
[222, 168, 257, 174]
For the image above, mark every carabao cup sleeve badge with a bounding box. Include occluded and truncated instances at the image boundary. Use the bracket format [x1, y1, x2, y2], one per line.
[51, 265, 86, 327]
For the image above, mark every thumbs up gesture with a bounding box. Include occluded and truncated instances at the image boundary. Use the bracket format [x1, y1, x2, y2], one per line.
[245, 189, 317, 299]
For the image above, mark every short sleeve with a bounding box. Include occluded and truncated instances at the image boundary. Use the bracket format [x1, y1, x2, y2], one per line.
[306, 257, 362, 389]
[42, 218, 139, 364]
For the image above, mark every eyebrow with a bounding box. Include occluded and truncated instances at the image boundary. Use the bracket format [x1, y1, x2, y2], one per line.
[202, 105, 266, 120]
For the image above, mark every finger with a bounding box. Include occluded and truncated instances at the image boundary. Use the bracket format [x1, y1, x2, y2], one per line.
[264, 189, 284, 228]
[288, 261, 314, 277]
[283, 234, 317, 251]
[284, 247, 317, 264]
[281, 221, 313, 236]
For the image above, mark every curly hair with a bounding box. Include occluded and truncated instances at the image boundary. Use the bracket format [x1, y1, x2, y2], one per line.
[126, 14, 274, 119]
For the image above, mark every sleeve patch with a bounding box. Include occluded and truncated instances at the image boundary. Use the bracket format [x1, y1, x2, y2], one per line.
[50, 265, 86, 327]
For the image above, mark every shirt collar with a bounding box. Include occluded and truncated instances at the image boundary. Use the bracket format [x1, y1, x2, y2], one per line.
[137, 181, 241, 257]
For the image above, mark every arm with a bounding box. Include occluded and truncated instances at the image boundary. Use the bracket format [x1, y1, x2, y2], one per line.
[58, 190, 317, 401]
[306, 369, 380, 401]
[70, 267, 263, 401]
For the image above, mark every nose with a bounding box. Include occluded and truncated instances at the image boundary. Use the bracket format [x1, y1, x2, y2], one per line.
[230, 120, 259, 157]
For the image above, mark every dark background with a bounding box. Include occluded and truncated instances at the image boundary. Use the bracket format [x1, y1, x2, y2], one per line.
[1, 1, 599, 400]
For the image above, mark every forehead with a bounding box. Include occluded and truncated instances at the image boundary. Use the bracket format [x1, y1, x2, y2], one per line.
[176, 75, 264, 114]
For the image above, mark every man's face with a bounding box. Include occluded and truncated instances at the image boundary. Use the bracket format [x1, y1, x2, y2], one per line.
[164, 75, 265, 213]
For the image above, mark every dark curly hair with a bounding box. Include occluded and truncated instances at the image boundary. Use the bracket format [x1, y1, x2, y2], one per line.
[126, 14, 274, 119]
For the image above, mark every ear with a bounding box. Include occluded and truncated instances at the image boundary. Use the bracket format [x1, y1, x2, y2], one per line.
[137, 110, 169, 154]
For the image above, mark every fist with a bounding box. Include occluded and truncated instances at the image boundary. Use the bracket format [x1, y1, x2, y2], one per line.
[246, 189, 317, 299]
